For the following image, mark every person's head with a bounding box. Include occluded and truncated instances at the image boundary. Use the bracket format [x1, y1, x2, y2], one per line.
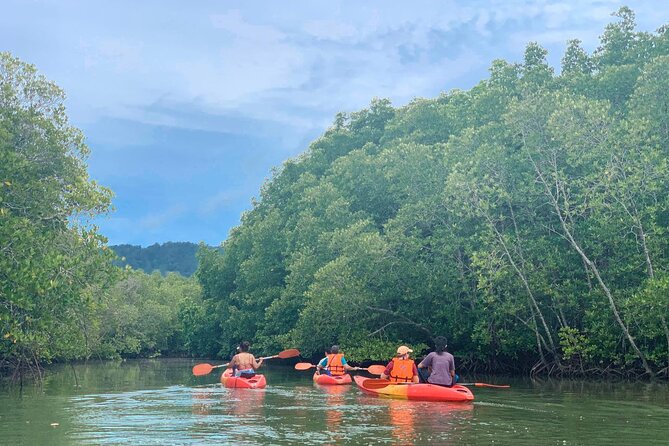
[434, 336, 448, 355]
[330, 345, 340, 354]
[238, 341, 251, 352]
[396, 345, 413, 358]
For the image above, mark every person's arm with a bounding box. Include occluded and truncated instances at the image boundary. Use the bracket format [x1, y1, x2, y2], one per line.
[230, 355, 238, 372]
[342, 357, 358, 371]
[380, 362, 393, 380]
[252, 354, 263, 370]
[417, 352, 432, 369]
[316, 357, 327, 374]
[412, 363, 419, 383]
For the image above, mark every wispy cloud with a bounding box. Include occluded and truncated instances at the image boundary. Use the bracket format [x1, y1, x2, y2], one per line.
[200, 189, 250, 216]
[139, 204, 188, 230]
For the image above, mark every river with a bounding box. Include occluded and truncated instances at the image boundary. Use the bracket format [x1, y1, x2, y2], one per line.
[1, 359, 668, 445]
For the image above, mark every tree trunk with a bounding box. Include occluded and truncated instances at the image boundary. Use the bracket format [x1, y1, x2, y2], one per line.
[526, 147, 656, 377]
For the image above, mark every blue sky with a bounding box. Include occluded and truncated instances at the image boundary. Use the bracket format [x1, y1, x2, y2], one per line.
[3, 1, 669, 246]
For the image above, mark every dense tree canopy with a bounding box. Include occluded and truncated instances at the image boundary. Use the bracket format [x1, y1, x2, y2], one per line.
[197, 8, 669, 377]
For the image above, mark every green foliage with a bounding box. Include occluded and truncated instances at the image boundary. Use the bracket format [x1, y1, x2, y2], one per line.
[94, 271, 202, 358]
[0, 52, 117, 374]
[342, 338, 429, 363]
[558, 327, 594, 362]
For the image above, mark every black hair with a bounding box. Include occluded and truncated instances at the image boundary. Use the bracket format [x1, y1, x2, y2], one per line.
[434, 336, 448, 355]
[330, 345, 340, 354]
[239, 341, 251, 352]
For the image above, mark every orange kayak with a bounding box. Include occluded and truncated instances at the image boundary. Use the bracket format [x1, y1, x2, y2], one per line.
[353, 376, 474, 402]
[221, 369, 267, 389]
[313, 372, 353, 385]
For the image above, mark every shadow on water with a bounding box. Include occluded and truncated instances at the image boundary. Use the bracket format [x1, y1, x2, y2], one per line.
[1, 359, 669, 445]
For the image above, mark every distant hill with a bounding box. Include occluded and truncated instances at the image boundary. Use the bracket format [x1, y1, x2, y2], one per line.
[110, 242, 201, 276]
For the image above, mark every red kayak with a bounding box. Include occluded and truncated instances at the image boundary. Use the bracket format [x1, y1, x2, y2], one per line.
[220, 369, 267, 389]
[354, 376, 474, 402]
[313, 372, 353, 385]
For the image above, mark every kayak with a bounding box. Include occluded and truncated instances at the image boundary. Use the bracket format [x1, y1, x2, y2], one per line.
[313, 372, 353, 385]
[220, 369, 267, 389]
[353, 376, 474, 402]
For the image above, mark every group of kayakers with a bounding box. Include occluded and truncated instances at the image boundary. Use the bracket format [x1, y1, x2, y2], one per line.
[229, 336, 457, 387]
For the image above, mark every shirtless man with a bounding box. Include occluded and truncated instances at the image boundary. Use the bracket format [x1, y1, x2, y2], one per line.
[229, 341, 263, 377]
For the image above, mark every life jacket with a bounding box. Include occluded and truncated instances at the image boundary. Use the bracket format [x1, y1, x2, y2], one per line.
[326, 353, 346, 376]
[389, 357, 415, 382]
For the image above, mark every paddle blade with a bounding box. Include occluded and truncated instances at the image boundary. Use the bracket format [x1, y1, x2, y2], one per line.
[366, 365, 386, 375]
[360, 378, 393, 390]
[277, 348, 301, 359]
[192, 363, 214, 376]
[295, 362, 315, 371]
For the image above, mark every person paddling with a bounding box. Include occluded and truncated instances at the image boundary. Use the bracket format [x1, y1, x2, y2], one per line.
[417, 336, 456, 387]
[229, 341, 264, 378]
[316, 345, 359, 376]
[380, 345, 420, 383]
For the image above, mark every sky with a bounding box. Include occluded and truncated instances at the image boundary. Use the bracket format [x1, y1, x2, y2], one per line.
[3, 1, 669, 246]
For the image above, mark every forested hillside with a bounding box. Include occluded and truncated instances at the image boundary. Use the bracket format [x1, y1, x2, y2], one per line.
[111, 242, 200, 276]
[196, 8, 669, 377]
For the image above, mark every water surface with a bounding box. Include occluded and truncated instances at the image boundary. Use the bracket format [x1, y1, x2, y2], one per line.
[1, 359, 668, 445]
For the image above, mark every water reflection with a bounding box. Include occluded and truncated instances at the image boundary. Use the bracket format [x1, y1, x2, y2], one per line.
[388, 399, 416, 445]
[191, 387, 213, 416]
[227, 388, 266, 418]
[317, 383, 350, 444]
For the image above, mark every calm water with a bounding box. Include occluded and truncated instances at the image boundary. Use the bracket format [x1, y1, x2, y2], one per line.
[1, 359, 668, 445]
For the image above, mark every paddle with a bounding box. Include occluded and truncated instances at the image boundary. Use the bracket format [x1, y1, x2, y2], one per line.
[294, 362, 317, 371]
[294, 363, 386, 375]
[192, 348, 301, 376]
[360, 378, 510, 389]
[360, 378, 408, 390]
[363, 365, 386, 375]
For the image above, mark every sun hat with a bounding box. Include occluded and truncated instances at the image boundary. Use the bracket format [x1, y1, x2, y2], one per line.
[396, 345, 413, 355]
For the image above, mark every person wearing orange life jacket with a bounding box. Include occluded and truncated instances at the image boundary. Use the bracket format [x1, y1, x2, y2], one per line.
[316, 345, 359, 376]
[380, 345, 420, 383]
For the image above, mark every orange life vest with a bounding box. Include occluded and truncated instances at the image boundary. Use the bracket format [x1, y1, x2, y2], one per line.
[389, 357, 415, 382]
[326, 353, 345, 376]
